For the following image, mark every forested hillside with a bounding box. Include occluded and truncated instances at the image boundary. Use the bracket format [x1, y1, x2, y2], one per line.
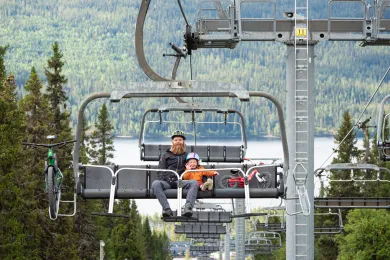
[1, 0, 390, 137]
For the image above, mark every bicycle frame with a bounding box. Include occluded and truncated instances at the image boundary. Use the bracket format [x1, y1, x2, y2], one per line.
[227, 169, 261, 188]
[46, 148, 63, 185]
[22, 138, 76, 220]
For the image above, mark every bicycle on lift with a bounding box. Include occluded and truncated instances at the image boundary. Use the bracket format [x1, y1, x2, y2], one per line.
[22, 136, 76, 220]
[219, 160, 272, 189]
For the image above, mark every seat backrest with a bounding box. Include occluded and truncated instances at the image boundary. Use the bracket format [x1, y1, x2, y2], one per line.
[116, 165, 149, 190]
[141, 144, 171, 161]
[189, 145, 244, 162]
[148, 164, 163, 187]
[84, 165, 115, 189]
[141, 143, 244, 162]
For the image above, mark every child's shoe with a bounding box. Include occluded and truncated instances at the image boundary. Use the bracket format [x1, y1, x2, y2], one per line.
[201, 178, 213, 191]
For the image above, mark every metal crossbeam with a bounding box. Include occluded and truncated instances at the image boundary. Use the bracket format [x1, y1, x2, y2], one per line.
[187, 233, 221, 239]
[196, 19, 390, 44]
[314, 197, 390, 208]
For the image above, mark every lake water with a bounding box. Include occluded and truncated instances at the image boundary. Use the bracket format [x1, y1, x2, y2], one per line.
[112, 137, 362, 215]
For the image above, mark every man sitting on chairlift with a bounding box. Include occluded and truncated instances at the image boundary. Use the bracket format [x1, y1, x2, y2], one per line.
[151, 130, 199, 217]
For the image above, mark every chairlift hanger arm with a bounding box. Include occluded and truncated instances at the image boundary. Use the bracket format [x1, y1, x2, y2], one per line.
[135, 0, 169, 81]
[377, 94, 390, 144]
[249, 91, 289, 173]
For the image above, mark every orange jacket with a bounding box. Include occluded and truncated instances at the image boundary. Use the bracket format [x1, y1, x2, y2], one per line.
[182, 166, 217, 185]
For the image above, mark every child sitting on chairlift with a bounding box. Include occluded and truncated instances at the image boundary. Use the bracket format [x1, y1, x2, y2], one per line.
[182, 152, 219, 191]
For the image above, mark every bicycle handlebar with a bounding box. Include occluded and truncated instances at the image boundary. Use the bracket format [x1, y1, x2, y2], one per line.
[22, 140, 76, 149]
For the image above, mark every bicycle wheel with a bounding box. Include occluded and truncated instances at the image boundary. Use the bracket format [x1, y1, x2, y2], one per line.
[256, 172, 272, 189]
[47, 167, 57, 219]
[219, 176, 231, 188]
[219, 176, 239, 188]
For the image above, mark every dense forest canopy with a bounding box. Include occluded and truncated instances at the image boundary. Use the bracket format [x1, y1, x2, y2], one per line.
[1, 0, 390, 138]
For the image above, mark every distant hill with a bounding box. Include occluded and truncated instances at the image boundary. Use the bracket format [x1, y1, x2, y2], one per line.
[1, 0, 390, 137]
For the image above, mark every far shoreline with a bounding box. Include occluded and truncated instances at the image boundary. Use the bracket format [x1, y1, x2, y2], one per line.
[114, 134, 337, 140]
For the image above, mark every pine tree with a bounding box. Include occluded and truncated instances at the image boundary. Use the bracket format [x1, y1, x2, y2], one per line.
[74, 114, 101, 259]
[44, 41, 68, 134]
[28, 43, 79, 259]
[142, 217, 153, 260]
[328, 110, 359, 197]
[158, 231, 172, 260]
[19, 67, 56, 259]
[0, 45, 9, 84]
[315, 111, 359, 260]
[20, 66, 53, 150]
[79, 115, 90, 164]
[0, 73, 29, 259]
[106, 200, 146, 259]
[88, 103, 115, 165]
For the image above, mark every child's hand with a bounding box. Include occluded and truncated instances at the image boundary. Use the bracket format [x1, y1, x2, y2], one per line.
[214, 172, 219, 176]
[185, 163, 192, 170]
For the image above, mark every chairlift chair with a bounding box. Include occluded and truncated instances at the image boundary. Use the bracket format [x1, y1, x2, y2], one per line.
[314, 163, 390, 209]
[72, 84, 289, 217]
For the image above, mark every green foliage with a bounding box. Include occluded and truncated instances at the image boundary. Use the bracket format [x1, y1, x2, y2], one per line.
[315, 111, 359, 259]
[20, 67, 53, 145]
[104, 200, 145, 259]
[0, 45, 9, 83]
[79, 115, 90, 164]
[151, 231, 172, 260]
[88, 103, 115, 165]
[0, 74, 25, 173]
[74, 200, 100, 260]
[44, 41, 68, 131]
[336, 209, 390, 260]
[328, 111, 359, 197]
[0, 72, 30, 259]
[2, 1, 390, 138]
[142, 217, 153, 260]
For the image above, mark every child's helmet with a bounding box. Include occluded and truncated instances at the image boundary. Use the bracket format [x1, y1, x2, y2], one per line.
[186, 152, 200, 161]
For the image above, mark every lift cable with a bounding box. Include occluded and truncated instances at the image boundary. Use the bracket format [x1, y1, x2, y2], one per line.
[319, 65, 390, 169]
[177, 0, 189, 26]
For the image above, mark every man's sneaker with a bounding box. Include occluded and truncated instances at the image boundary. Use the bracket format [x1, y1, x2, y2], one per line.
[201, 178, 213, 191]
[183, 202, 193, 217]
[162, 208, 173, 217]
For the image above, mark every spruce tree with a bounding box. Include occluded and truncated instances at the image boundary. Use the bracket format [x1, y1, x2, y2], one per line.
[20, 66, 53, 148]
[88, 103, 115, 165]
[0, 45, 9, 84]
[44, 41, 68, 134]
[106, 200, 145, 259]
[19, 67, 54, 259]
[20, 66, 80, 259]
[0, 74, 28, 259]
[328, 110, 359, 197]
[143, 217, 153, 260]
[43, 41, 73, 173]
[79, 115, 90, 164]
[315, 111, 359, 260]
[74, 114, 101, 259]
[158, 231, 172, 260]
[27, 43, 79, 259]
